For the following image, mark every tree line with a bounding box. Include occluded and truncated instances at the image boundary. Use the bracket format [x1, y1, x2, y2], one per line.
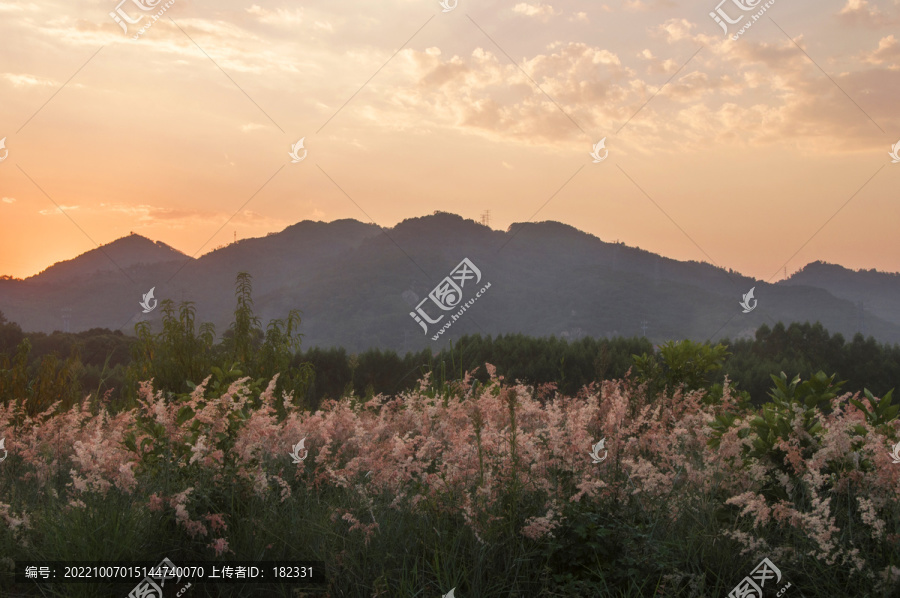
[1, 275, 898, 414]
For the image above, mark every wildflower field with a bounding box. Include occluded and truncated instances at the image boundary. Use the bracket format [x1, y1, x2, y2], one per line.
[1, 362, 899, 597]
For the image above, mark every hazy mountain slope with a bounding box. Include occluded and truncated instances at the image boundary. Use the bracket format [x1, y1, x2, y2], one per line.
[0, 214, 897, 352]
[783, 261, 900, 329]
[27, 233, 189, 284]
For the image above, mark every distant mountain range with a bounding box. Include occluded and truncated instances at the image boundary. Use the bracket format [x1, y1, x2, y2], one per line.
[1, 213, 898, 352]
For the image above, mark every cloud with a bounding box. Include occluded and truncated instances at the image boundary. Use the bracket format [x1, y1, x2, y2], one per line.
[387, 26, 890, 151]
[2, 73, 55, 87]
[246, 5, 304, 26]
[512, 3, 560, 21]
[862, 35, 900, 66]
[625, 0, 677, 12]
[380, 18, 889, 153]
[98, 203, 208, 224]
[638, 49, 681, 75]
[686, 35, 900, 148]
[39, 205, 79, 216]
[837, 0, 897, 27]
[91, 203, 291, 231]
[654, 18, 697, 43]
[396, 42, 633, 144]
[570, 11, 590, 23]
[2, 197, 15, 204]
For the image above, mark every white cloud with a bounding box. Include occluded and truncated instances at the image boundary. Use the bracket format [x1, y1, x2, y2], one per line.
[862, 35, 900, 65]
[625, 0, 676, 12]
[39, 205, 78, 216]
[838, 0, 897, 27]
[512, 3, 560, 21]
[571, 11, 589, 23]
[246, 5, 304, 26]
[2, 73, 55, 87]
[654, 18, 696, 43]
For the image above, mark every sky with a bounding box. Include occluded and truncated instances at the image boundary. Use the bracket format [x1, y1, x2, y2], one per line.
[0, 0, 898, 281]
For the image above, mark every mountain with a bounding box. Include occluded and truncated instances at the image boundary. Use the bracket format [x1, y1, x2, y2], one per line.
[26, 233, 190, 284]
[1, 214, 898, 352]
[784, 261, 900, 332]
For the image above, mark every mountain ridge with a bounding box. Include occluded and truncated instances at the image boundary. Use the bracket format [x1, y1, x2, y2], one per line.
[1, 214, 897, 351]
[25, 233, 189, 284]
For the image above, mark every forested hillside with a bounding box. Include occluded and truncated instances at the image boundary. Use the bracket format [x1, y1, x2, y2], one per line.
[2, 302, 897, 410]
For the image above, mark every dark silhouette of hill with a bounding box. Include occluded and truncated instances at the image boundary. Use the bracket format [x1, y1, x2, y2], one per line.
[784, 261, 900, 332]
[27, 233, 189, 284]
[0, 214, 898, 352]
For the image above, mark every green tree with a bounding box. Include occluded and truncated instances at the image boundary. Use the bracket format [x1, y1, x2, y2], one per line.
[126, 272, 313, 412]
[225, 272, 263, 365]
[0, 337, 82, 416]
[0, 311, 25, 355]
[127, 300, 215, 396]
[632, 339, 731, 400]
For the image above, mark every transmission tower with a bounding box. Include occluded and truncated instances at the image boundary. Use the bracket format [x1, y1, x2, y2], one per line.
[480, 210, 491, 227]
[640, 320, 649, 338]
[61, 307, 72, 333]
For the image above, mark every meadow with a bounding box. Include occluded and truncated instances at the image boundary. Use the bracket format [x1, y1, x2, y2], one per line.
[1, 362, 899, 597]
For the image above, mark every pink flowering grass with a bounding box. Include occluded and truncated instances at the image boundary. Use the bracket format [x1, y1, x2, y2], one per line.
[0, 366, 898, 597]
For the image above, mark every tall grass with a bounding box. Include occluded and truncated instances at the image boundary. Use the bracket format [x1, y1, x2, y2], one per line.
[1, 367, 898, 597]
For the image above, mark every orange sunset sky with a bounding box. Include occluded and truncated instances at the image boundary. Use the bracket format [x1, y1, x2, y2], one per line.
[0, 0, 898, 281]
